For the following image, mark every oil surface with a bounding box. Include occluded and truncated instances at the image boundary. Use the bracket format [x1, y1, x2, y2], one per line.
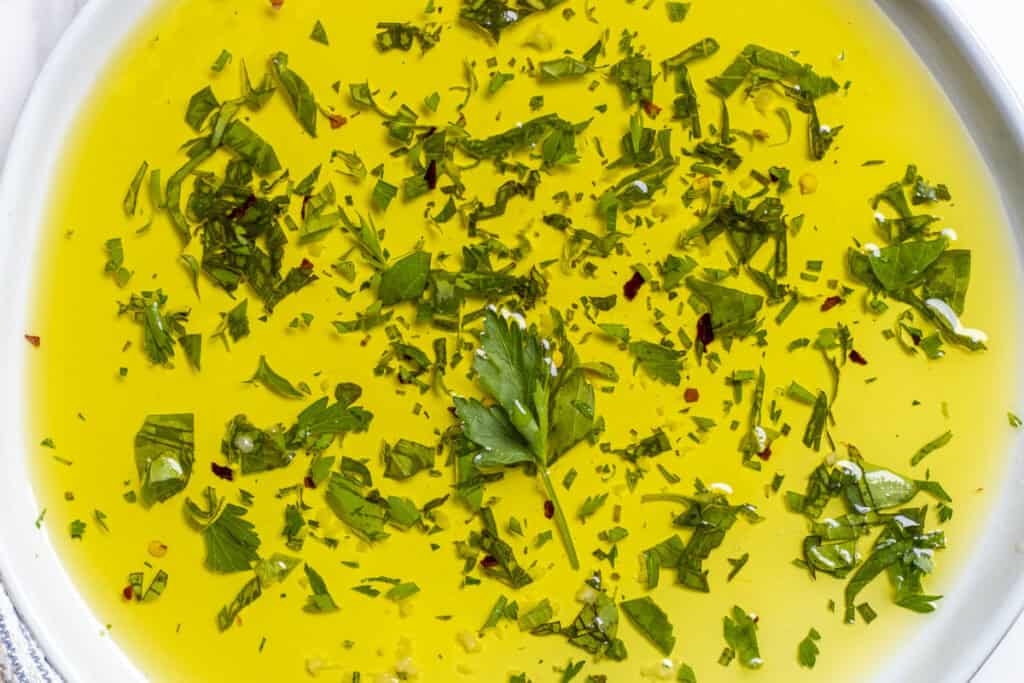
[27, 1, 1021, 681]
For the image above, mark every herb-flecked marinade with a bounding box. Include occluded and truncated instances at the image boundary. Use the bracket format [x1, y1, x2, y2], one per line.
[26, 0, 1022, 681]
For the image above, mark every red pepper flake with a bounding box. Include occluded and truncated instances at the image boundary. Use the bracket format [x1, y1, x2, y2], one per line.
[756, 446, 772, 461]
[909, 331, 922, 346]
[121, 585, 134, 601]
[24, 334, 41, 347]
[849, 349, 868, 365]
[641, 100, 662, 118]
[684, 388, 700, 403]
[623, 271, 645, 301]
[424, 160, 439, 190]
[480, 555, 498, 569]
[327, 113, 347, 129]
[303, 476, 316, 489]
[820, 296, 844, 312]
[269, 0, 284, 8]
[543, 500, 555, 519]
[696, 313, 715, 347]
[211, 463, 234, 482]
[300, 258, 315, 270]
[228, 194, 257, 220]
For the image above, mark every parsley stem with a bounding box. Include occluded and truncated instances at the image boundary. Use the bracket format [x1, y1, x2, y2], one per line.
[540, 467, 579, 570]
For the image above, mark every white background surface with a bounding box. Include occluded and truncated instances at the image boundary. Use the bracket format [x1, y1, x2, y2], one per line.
[0, 1, 1020, 681]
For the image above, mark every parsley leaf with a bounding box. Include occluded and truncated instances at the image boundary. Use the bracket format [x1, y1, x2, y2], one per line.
[454, 309, 598, 569]
[187, 491, 261, 573]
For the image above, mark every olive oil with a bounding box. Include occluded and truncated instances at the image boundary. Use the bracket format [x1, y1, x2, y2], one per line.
[28, 1, 1020, 681]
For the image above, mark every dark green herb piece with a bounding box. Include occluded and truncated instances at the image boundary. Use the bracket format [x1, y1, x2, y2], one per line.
[303, 563, 340, 612]
[141, 569, 169, 602]
[843, 506, 944, 622]
[642, 487, 761, 592]
[666, 2, 690, 22]
[557, 586, 627, 660]
[118, 290, 190, 365]
[577, 493, 608, 522]
[224, 299, 250, 343]
[310, 20, 329, 45]
[802, 391, 828, 452]
[247, 355, 304, 399]
[211, 49, 232, 72]
[134, 414, 194, 505]
[628, 341, 685, 385]
[190, 169, 315, 310]
[709, 44, 839, 99]
[613, 430, 671, 462]
[686, 277, 764, 340]
[70, 519, 86, 539]
[218, 577, 262, 630]
[104, 238, 132, 287]
[185, 86, 219, 131]
[372, 179, 398, 211]
[460, 0, 565, 42]
[124, 161, 148, 216]
[620, 596, 676, 655]
[722, 606, 762, 669]
[519, 599, 554, 631]
[379, 251, 431, 305]
[910, 430, 953, 466]
[788, 446, 950, 521]
[727, 553, 749, 581]
[560, 659, 586, 682]
[488, 71, 515, 94]
[848, 233, 979, 350]
[376, 21, 442, 52]
[382, 439, 435, 480]
[468, 507, 533, 588]
[326, 472, 390, 542]
[386, 582, 419, 601]
[270, 52, 317, 137]
[797, 628, 821, 668]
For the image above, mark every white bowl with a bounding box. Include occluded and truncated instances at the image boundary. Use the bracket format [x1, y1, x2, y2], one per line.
[1, 1, 1022, 681]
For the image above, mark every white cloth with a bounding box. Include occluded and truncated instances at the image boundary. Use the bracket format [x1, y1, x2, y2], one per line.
[0, 586, 58, 682]
[1, 3, 84, 677]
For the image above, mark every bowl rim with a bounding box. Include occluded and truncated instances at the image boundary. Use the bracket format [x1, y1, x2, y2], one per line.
[0, 1, 1022, 681]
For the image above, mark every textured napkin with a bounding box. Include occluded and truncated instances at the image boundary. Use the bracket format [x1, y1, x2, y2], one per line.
[0, 585, 59, 682]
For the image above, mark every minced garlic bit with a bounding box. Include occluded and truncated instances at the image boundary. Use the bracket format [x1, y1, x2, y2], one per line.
[457, 631, 481, 653]
[147, 540, 168, 558]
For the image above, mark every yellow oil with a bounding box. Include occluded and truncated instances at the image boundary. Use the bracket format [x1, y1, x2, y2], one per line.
[27, 0, 1021, 681]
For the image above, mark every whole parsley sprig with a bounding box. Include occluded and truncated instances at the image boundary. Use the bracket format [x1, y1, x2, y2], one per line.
[454, 309, 598, 571]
